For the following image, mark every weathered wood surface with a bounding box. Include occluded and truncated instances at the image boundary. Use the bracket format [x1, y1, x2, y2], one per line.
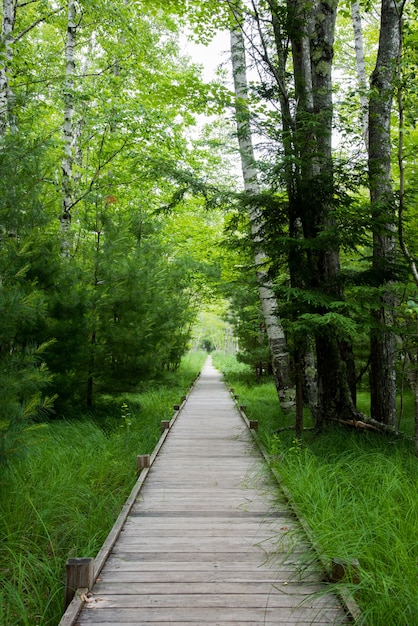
[75, 358, 351, 625]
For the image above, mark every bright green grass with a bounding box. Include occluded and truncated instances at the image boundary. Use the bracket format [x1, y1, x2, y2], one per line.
[213, 352, 418, 625]
[0, 350, 206, 626]
[271, 432, 418, 625]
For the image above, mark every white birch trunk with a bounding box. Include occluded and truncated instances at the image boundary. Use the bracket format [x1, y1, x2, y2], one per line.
[351, 0, 368, 149]
[0, 0, 17, 135]
[230, 24, 291, 397]
[61, 0, 77, 249]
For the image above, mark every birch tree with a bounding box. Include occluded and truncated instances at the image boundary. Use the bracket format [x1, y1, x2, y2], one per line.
[0, 0, 16, 135]
[351, 0, 369, 148]
[232, 0, 364, 425]
[60, 0, 77, 249]
[289, 0, 362, 426]
[230, 20, 291, 401]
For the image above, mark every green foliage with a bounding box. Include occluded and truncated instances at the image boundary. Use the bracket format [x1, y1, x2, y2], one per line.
[230, 285, 272, 375]
[192, 307, 236, 353]
[0, 205, 56, 466]
[0, 0, 228, 424]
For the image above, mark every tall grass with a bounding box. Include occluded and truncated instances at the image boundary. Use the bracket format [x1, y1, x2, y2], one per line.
[0, 350, 206, 625]
[213, 352, 418, 625]
[271, 431, 418, 625]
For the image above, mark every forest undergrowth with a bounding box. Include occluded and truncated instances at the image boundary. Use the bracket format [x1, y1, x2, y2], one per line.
[213, 352, 418, 626]
[0, 351, 206, 626]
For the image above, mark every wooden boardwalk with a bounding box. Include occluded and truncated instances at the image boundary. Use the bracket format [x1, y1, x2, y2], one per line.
[72, 358, 351, 625]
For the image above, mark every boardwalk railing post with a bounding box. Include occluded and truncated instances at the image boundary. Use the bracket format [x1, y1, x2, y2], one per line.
[64, 557, 94, 609]
[137, 454, 151, 474]
[161, 420, 170, 432]
[331, 558, 361, 584]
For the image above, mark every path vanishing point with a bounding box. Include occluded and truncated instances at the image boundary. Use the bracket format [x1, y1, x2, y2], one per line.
[62, 357, 353, 625]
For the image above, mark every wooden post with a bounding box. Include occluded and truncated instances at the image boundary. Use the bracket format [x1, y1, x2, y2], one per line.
[249, 420, 258, 431]
[331, 558, 360, 584]
[181, 395, 187, 402]
[239, 405, 247, 412]
[161, 420, 170, 432]
[64, 557, 94, 609]
[137, 454, 150, 474]
[173, 404, 180, 411]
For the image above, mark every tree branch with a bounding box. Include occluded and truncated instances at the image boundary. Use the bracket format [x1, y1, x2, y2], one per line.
[17, 0, 41, 7]
[67, 136, 131, 212]
[12, 7, 65, 44]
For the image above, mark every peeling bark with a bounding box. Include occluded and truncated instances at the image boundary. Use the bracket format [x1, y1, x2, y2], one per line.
[61, 0, 77, 251]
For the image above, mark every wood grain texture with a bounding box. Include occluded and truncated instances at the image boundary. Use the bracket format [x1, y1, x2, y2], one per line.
[75, 358, 351, 625]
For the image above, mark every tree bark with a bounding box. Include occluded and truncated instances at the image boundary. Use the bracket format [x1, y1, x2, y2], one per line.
[239, 0, 360, 426]
[266, 0, 318, 418]
[0, 0, 17, 135]
[368, 0, 404, 427]
[286, 0, 362, 428]
[230, 23, 292, 399]
[351, 0, 369, 149]
[61, 0, 77, 251]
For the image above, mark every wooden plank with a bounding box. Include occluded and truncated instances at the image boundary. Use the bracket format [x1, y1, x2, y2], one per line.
[111, 538, 310, 553]
[94, 570, 322, 583]
[76, 606, 350, 624]
[80, 592, 346, 610]
[108, 550, 312, 562]
[90, 581, 334, 597]
[77, 616, 341, 626]
[103, 553, 320, 569]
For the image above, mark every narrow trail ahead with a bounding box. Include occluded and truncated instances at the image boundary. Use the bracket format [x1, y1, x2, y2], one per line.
[74, 357, 351, 625]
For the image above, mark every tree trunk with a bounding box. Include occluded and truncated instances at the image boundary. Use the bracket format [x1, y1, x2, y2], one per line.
[286, 0, 361, 428]
[61, 0, 77, 251]
[368, 0, 404, 427]
[0, 0, 17, 135]
[351, 0, 368, 149]
[266, 0, 319, 418]
[230, 23, 292, 399]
